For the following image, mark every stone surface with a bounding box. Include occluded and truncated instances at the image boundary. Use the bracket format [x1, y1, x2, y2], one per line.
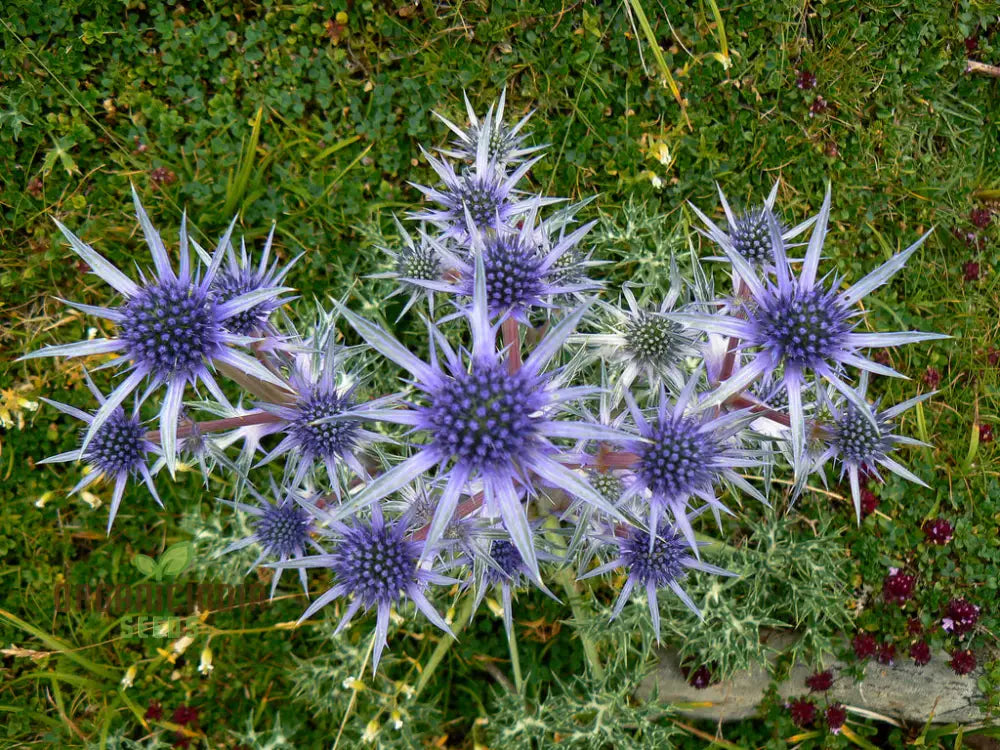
[636, 632, 993, 725]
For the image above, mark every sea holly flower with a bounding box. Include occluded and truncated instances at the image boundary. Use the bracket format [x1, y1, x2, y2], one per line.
[692, 181, 816, 267]
[207, 225, 299, 337]
[571, 277, 700, 405]
[255, 328, 393, 495]
[216, 482, 325, 598]
[38, 372, 161, 532]
[368, 218, 446, 320]
[413, 199, 599, 322]
[811, 376, 932, 521]
[684, 186, 945, 482]
[432, 88, 545, 166]
[271, 506, 455, 671]
[467, 535, 560, 638]
[19, 187, 290, 476]
[579, 516, 736, 641]
[331, 255, 632, 581]
[408, 128, 558, 242]
[620, 372, 765, 552]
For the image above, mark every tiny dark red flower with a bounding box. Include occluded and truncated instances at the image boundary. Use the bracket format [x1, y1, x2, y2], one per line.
[964, 261, 981, 282]
[172, 734, 191, 749]
[796, 70, 817, 89]
[965, 36, 979, 53]
[806, 669, 834, 692]
[943, 598, 980, 635]
[907, 617, 923, 636]
[971, 208, 992, 229]
[876, 642, 896, 665]
[852, 633, 877, 660]
[788, 698, 817, 727]
[145, 701, 163, 721]
[883, 569, 915, 606]
[923, 518, 953, 545]
[950, 649, 976, 675]
[688, 664, 713, 690]
[979, 423, 994, 444]
[923, 367, 940, 389]
[825, 703, 847, 733]
[859, 487, 878, 518]
[910, 641, 931, 666]
[172, 705, 199, 726]
[809, 97, 828, 117]
[989, 348, 1000, 367]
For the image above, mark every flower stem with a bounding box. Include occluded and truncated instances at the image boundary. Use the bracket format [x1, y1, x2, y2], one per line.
[413, 593, 476, 700]
[554, 566, 605, 681]
[507, 618, 524, 694]
[143, 411, 283, 443]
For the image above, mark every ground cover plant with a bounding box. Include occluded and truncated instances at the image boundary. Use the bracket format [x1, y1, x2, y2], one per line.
[1, 1, 999, 748]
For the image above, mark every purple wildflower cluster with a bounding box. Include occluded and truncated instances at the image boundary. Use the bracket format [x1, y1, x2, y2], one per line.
[24, 90, 945, 671]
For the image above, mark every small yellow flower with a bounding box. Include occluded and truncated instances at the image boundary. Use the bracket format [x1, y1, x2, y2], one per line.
[198, 646, 213, 675]
[362, 719, 380, 743]
[342, 677, 366, 692]
[390, 709, 403, 730]
[121, 665, 137, 688]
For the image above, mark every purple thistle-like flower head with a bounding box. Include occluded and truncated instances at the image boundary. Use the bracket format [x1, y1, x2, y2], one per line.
[209, 227, 298, 336]
[729, 207, 778, 266]
[333, 254, 632, 582]
[368, 219, 447, 321]
[415, 200, 599, 322]
[424, 359, 546, 471]
[622, 373, 764, 552]
[580, 516, 736, 642]
[812, 377, 932, 522]
[272, 507, 455, 671]
[217, 482, 323, 598]
[38, 372, 161, 532]
[256, 502, 312, 559]
[256, 320, 389, 494]
[684, 185, 945, 485]
[408, 134, 557, 242]
[433, 88, 545, 167]
[20, 187, 291, 477]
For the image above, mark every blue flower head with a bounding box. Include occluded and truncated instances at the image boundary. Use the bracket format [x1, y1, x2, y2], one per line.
[414, 200, 599, 323]
[20, 187, 291, 477]
[684, 185, 947, 481]
[621, 372, 764, 553]
[217, 481, 324, 598]
[332, 254, 632, 583]
[38, 371, 161, 532]
[208, 225, 299, 336]
[580, 514, 736, 642]
[432, 88, 545, 166]
[408, 125, 559, 242]
[272, 505, 455, 671]
[255, 314, 393, 495]
[368, 218, 446, 319]
[813, 376, 932, 521]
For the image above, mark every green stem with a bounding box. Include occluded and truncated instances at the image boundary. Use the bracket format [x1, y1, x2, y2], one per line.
[507, 620, 524, 694]
[413, 594, 475, 700]
[554, 567, 605, 681]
